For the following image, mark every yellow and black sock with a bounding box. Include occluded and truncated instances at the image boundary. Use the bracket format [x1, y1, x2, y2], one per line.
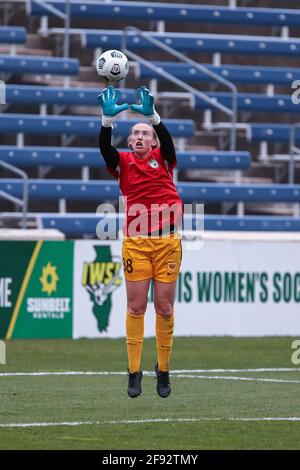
[126, 310, 145, 373]
[155, 311, 174, 372]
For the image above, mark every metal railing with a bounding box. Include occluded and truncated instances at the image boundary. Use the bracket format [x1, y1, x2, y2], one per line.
[0, 160, 28, 229]
[121, 26, 238, 151]
[31, 0, 71, 58]
[289, 123, 300, 184]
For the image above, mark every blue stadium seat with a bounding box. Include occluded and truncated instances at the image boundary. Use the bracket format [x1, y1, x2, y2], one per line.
[4, 85, 298, 115]
[0, 179, 120, 201]
[137, 62, 300, 86]
[176, 182, 300, 203]
[175, 151, 251, 170]
[0, 146, 251, 170]
[0, 26, 27, 44]
[81, 30, 300, 57]
[1, 179, 299, 203]
[250, 124, 300, 143]
[204, 215, 300, 232]
[28, 1, 300, 27]
[4, 85, 134, 106]
[196, 92, 300, 114]
[0, 55, 80, 76]
[37, 213, 300, 236]
[0, 114, 195, 137]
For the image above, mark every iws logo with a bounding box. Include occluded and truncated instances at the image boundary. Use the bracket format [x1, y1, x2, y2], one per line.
[82, 246, 122, 332]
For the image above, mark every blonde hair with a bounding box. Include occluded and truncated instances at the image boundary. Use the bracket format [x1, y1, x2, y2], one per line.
[127, 123, 159, 149]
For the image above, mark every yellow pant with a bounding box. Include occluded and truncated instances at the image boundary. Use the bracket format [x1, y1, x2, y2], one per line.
[122, 235, 182, 282]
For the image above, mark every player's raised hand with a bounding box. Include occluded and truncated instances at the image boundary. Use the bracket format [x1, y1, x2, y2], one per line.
[131, 86, 160, 125]
[131, 86, 156, 116]
[98, 86, 129, 117]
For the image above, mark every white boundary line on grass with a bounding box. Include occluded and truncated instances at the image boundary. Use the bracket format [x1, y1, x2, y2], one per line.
[1, 417, 300, 429]
[172, 368, 300, 373]
[174, 374, 300, 384]
[0, 369, 300, 384]
[0, 371, 128, 377]
[1, 367, 300, 378]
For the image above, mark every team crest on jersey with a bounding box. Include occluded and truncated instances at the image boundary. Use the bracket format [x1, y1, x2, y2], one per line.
[167, 262, 176, 272]
[148, 158, 159, 169]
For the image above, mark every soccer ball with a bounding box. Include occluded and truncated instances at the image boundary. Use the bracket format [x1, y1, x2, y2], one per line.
[96, 50, 129, 82]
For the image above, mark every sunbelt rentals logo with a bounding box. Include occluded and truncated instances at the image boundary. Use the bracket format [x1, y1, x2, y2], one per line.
[40, 261, 59, 295]
[27, 261, 71, 319]
[82, 246, 122, 333]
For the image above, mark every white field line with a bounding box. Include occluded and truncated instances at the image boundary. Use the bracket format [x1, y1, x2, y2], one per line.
[174, 374, 300, 384]
[0, 367, 300, 378]
[0, 371, 128, 377]
[0, 370, 299, 384]
[1, 417, 300, 429]
[172, 368, 300, 373]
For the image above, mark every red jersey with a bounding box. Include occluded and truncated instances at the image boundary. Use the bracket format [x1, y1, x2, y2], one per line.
[108, 148, 183, 236]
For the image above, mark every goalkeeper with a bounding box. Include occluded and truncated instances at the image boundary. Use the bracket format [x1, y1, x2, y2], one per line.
[98, 86, 183, 399]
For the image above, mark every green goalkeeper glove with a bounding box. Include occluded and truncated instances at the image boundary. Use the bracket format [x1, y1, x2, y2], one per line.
[131, 86, 160, 125]
[98, 86, 129, 127]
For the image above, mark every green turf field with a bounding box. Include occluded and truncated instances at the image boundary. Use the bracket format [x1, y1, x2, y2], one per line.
[0, 337, 299, 450]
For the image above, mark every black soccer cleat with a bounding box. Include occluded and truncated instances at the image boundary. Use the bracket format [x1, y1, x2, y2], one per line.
[155, 363, 171, 398]
[127, 370, 143, 398]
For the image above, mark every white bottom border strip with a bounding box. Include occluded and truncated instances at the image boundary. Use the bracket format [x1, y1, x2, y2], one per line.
[1, 417, 300, 429]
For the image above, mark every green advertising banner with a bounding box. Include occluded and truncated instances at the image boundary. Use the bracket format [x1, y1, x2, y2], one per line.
[0, 241, 73, 339]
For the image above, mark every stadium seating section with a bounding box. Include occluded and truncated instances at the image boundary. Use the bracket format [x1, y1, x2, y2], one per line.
[1, 2, 300, 236]
[2, 84, 299, 115]
[137, 62, 300, 86]
[1, 179, 299, 204]
[81, 30, 300, 56]
[0, 55, 79, 76]
[0, 146, 251, 170]
[0, 114, 195, 137]
[38, 214, 300, 236]
[28, 1, 300, 28]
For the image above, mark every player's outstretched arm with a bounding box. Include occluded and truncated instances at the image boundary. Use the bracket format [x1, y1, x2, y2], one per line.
[98, 86, 129, 127]
[154, 121, 176, 165]
[98, 126, 120, 171]
[98, 86, 128, 170]
[131, 86, 176, 164]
